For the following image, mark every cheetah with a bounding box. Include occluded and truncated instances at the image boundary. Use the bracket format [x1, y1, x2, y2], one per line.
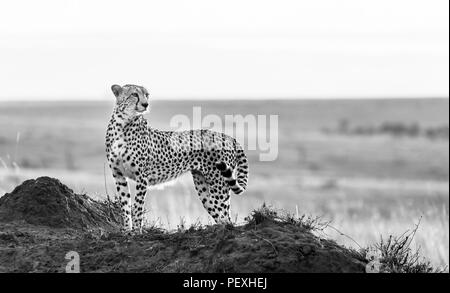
[105, 84, 249, 232]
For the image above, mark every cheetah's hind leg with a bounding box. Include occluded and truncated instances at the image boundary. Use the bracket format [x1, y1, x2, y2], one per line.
[191, 170, 232, 225]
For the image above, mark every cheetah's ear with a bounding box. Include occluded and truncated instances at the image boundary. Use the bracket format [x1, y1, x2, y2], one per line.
[111, 84, 123, 98]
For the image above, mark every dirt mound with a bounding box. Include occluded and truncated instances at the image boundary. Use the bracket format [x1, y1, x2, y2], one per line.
[103, 221, 367, 273]
[0, 219, 368, 273]
[0, 177, 368, 273]
[0, 177, 121, 230]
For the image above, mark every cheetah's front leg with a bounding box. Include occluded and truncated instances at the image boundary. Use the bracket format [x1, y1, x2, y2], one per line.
[132, 177, 148, 233]
[113, 173, 133, 231]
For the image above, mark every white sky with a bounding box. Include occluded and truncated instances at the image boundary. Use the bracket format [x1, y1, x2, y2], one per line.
[0, 0, 448, 100]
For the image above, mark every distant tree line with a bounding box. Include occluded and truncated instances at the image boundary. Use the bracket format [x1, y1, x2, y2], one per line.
[322, 119, 449, 140]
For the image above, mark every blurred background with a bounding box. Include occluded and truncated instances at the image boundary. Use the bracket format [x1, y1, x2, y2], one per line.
[0, 0, 448, 267]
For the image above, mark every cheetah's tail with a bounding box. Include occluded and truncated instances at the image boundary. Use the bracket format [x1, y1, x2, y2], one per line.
[215, 148, 249, 195]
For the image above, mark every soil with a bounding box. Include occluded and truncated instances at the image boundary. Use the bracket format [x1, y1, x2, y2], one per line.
[0, 177, 367, 273]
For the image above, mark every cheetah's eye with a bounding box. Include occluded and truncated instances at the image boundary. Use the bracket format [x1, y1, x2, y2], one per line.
[131, 93, 139, 98]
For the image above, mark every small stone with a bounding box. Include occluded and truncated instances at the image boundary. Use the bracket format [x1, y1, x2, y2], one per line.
[301, 245, 312, 255]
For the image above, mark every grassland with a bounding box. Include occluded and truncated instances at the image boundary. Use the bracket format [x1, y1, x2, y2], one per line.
[0, 98, 448, 268]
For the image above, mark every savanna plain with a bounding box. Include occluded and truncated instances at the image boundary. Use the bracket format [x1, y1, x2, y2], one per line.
[0, 98, 448, 268]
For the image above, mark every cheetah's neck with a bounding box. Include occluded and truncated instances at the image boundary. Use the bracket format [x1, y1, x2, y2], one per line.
[106, 108, 149, 154]
[106, 107, 132, 156]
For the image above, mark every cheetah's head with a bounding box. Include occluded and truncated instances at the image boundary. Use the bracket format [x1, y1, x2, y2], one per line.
[111, 84, 150, 116]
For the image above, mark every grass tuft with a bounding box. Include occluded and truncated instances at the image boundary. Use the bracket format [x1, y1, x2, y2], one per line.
[364, 220, 447, 273]
[245, 203, 279, 225]
[245, 203, 329, 232]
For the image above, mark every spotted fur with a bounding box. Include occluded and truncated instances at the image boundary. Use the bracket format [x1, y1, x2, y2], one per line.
[105, 84, 249, 232]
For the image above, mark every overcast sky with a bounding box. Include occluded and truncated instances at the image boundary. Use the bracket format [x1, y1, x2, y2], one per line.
[0, 0, 448, 100]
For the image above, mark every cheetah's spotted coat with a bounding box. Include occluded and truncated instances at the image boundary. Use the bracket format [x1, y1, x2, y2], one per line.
[105, 84, 249, 232]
